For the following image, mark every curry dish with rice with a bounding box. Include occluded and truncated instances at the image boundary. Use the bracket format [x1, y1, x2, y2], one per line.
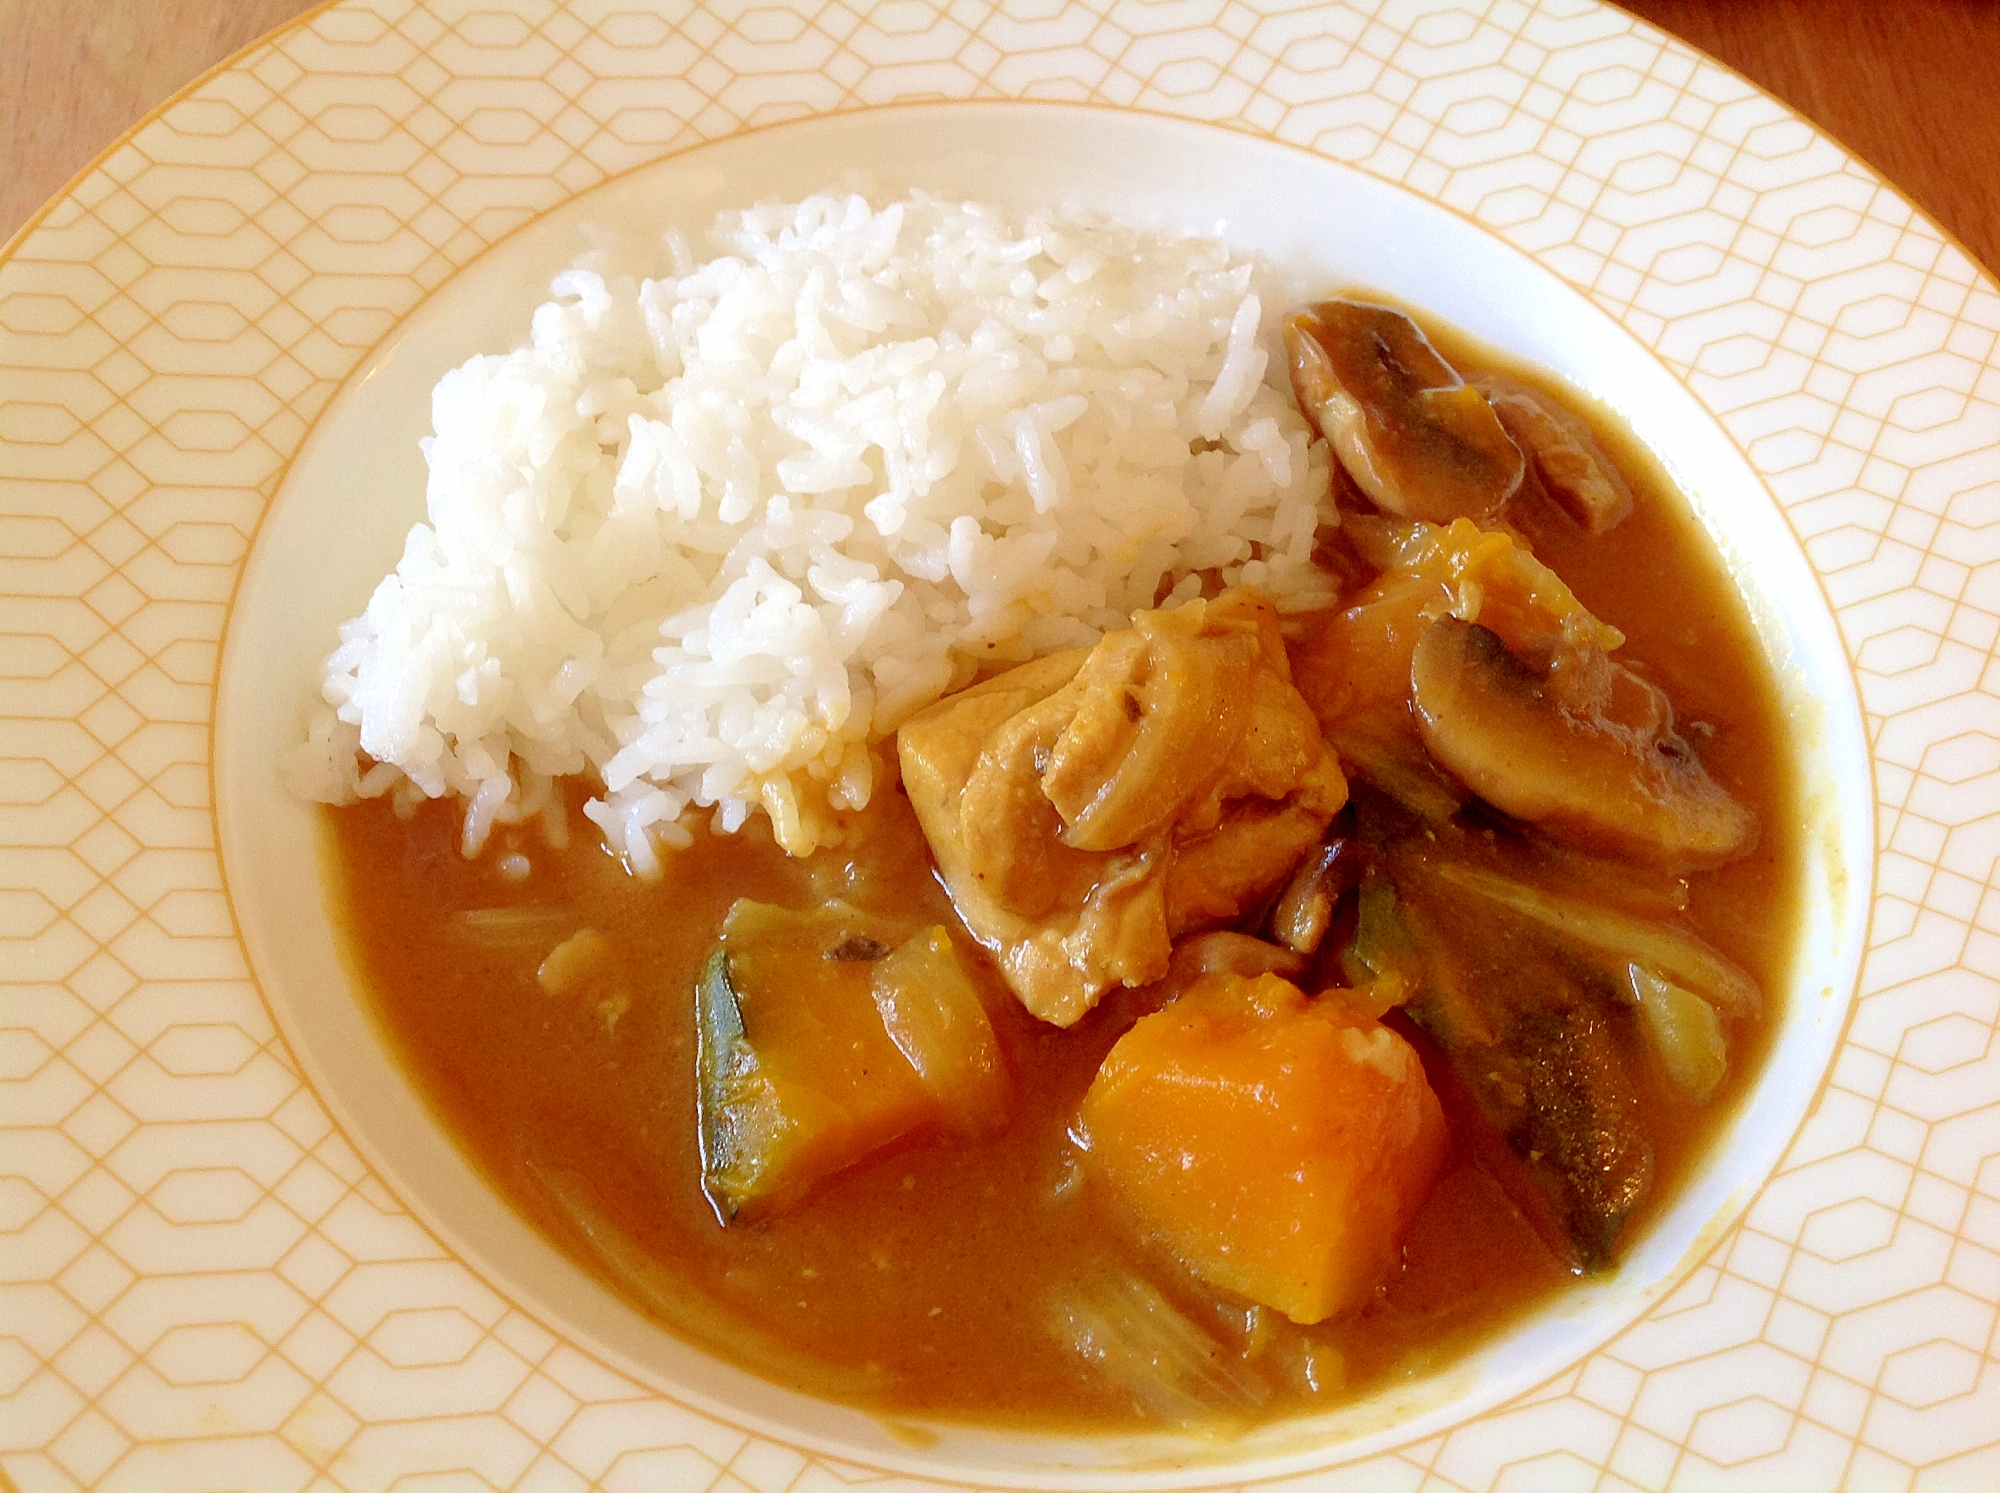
[319, 291, 1800, 1429]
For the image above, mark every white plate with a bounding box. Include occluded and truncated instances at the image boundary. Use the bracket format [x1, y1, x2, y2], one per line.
[5, 4, 1998, 1489]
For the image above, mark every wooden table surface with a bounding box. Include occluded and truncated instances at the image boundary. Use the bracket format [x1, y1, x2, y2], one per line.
[6, 0, 1999, 276]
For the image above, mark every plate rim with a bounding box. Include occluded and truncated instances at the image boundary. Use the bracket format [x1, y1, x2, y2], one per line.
[4, 1, 1993, 1486]
[208, 96, 1873, 1482]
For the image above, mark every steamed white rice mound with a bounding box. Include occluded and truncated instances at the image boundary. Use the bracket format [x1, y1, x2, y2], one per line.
[291, 191, 1336, 871]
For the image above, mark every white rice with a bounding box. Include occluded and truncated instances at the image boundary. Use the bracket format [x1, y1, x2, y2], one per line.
[288, 191, 1336, 871]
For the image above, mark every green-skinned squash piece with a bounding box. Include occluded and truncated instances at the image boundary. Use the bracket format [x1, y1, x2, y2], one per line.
[694, 901, 982, 1222]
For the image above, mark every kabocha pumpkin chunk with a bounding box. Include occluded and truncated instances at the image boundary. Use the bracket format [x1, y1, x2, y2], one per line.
[696, 901, 942, 1221]
[1077, 973, 1447, 1324]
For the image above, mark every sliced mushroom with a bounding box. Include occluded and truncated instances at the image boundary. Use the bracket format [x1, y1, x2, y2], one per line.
[1268, 834, 1366, 955]
[1376, 852, 1655, 1271]
[1409, 617, 1757, 872]
[1413, 960, 1654, 1272]
[1475, 373, 1634, 535]
[1165, 930, 1308, 985]
[1284, 300, 1524, 525]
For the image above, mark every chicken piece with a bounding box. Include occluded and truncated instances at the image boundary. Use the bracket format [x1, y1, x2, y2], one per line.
[897, 589, 1349, 1026]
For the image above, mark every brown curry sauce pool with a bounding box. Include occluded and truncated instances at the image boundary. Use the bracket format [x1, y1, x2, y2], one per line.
[323, 327, 1802, 1430]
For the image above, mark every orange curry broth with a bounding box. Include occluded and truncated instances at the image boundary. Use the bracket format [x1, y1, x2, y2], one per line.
[320, 340, 1801, 1430]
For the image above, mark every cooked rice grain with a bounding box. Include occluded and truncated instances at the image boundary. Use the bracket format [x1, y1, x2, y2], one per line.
[290, 191, 1334, 869]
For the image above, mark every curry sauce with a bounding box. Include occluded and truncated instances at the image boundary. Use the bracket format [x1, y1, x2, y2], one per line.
[323, 320, 1801, 1429]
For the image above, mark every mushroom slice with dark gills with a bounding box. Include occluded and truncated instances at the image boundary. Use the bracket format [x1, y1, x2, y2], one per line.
[897, 588, 1348, 1027]
[1293, 515, 1755, 875]
[1295, 516, 1614, 820]
[1410, 616, 1757, 874]
[1343, 848, 1652, 1272]
[1474, 371, 1635, 535]
[1285, 300, 1524, 525]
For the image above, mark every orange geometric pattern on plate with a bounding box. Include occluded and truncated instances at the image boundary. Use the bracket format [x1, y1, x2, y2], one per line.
[1, 0, 1997, 1488]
